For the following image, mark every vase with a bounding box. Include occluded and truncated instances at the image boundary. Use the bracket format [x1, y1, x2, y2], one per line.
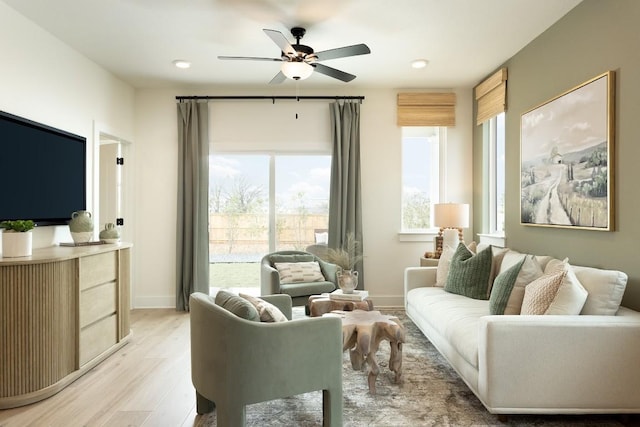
[69, 210, 94, 243]
[1, 230, 33, 257]
[337, 270, 358, 294]
[99, 223, 121, 243]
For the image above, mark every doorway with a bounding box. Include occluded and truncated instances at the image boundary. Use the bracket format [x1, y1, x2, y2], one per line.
[98, 132, 131, 244]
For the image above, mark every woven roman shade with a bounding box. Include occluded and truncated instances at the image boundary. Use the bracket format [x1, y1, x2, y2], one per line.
[397, 92, 456, 126]
[475, 68, 507, 125]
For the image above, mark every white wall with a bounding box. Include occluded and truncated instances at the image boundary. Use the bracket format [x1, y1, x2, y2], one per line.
[2, 0, 472, 308]
[0, 1, 135, 248]
[134, 86, 473, 308]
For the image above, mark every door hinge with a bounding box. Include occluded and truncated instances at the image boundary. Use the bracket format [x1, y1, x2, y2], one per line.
[116, 218, 124, 226]
[116, 157, 124, 165]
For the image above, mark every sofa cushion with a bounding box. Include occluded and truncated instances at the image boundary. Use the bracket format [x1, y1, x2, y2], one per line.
[275, 261, 325, 284]
[407, 286, 488, 369]
[445, 244, 493, 300]
[240, 293, 288, 322]
[280, 281, 336, 297]
[489, 258, 525, 315]
[520, 271, 566, 315]
[573, 265, 627, 315]
[543, 259, 589, 315]
[215, 290, 260, 321]
[503, 254, 545, 314]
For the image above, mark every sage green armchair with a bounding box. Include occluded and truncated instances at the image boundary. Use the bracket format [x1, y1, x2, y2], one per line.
[261, 250, 338, 307]
[189, 292, 343, 426]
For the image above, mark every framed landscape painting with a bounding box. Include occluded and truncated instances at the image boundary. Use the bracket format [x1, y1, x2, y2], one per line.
[520, 71, 615, 230]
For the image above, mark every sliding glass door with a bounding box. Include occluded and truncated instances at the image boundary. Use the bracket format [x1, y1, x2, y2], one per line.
[209, 153, 330, 293]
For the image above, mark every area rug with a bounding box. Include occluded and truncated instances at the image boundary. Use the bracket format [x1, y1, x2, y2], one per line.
[197, 309, 632, 427]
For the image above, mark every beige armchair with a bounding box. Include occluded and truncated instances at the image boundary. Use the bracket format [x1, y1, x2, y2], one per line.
[260, 250, 338, 307]
[189, 292, 343, 426]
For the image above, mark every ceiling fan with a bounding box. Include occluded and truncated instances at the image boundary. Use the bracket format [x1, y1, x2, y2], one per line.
[218, 27, 371, 84]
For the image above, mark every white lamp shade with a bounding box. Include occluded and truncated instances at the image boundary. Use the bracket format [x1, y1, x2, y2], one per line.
[433, 203, 469, 228]
[281, 62, 313, 80]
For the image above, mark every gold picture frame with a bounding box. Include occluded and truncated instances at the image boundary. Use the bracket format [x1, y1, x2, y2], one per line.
[520, 71, 615, 231]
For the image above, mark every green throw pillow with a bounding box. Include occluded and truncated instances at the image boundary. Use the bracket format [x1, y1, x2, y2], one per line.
[444, 243, 493, 300]
[215, 290, 260, 321]
[489, 258, 526, 314]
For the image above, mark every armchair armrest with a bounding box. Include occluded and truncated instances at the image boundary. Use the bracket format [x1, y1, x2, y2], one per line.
[477, 314, 640, 412]
[260, 262, 280, 295]
[318, 258, 339, 285]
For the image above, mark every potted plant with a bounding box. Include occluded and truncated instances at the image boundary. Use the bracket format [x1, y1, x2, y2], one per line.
[327, 233, 363, 294]
[1, 220, 35, 257]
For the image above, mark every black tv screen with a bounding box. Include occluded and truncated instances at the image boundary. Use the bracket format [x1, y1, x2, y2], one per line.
[0, 111, 86, 226]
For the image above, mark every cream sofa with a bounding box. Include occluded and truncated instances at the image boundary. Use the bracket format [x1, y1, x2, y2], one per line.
[404, 248, 640, 415]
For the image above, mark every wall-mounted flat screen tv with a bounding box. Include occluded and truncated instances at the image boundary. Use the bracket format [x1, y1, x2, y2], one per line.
[0, 111, 86, 226]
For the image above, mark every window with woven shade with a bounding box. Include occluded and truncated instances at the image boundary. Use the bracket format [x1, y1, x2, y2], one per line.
[475, 68, 507, 125]
[397, 92, 456, 127]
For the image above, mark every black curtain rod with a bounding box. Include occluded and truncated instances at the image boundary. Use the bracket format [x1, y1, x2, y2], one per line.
[176, 95, 364, 101]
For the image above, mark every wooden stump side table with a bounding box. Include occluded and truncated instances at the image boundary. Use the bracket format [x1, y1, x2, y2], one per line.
[308, 294, 374, 317]
[323, 310, 405, 394]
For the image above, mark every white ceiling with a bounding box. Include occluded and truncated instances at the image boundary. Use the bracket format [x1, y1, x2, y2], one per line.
[4, 0, 582, 90]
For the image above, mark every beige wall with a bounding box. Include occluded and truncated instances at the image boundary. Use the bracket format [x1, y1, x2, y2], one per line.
[133, 87, 473, 307]
[473, 0, 640, 310]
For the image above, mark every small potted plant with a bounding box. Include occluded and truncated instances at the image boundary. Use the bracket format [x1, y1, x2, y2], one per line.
[1, 220, 35, 257]
[327, 233, 363, 293]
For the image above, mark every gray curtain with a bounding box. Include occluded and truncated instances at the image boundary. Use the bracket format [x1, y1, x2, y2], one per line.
[176, 101, 210, 311]
[328, 101, 364, 289]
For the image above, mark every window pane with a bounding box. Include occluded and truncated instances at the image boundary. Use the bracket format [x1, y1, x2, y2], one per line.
[209, 154, 269, 289]
[496, 113, 505, 233]
[486, 112, 506, 234]
[402, 127, 440, 230]
[275, 155, 331, 251]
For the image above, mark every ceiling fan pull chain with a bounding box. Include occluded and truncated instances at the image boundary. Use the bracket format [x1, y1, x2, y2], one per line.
[295, 81, 300, 119]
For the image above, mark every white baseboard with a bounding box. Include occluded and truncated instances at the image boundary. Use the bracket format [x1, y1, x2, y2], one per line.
[133, 296, 175, 309]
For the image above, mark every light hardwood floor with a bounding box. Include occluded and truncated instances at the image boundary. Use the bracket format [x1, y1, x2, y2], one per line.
[0, 309, 206, 427]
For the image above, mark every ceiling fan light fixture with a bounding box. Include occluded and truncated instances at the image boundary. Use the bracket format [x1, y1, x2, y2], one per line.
[281, 61, 313, 80]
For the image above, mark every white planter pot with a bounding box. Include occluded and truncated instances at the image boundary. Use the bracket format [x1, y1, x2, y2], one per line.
[2, 230, 33, 257]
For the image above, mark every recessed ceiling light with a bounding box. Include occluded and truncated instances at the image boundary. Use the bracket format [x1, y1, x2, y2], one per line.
[173, 60, 191, 69]
[411, 59, 429, 69]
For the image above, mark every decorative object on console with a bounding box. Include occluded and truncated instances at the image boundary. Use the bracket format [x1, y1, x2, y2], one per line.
[433, 203, 469, 256]
[99, 222, 121, 243]
[0, 220, 35, 257]
[69, 210, 94, 243]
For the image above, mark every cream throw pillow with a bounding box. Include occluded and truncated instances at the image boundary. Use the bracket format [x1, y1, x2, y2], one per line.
[436, 245, 456, 287]
[573, 265, 627, 315]
[544, 259, 588, 315]
[274, 261, 325, 284]
[240, 293, 288, 322]
[504, 255, 545, 314]
[521, 271, 566, 315]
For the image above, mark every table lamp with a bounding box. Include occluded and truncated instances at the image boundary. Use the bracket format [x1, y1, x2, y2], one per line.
[433, 203, 469, 251]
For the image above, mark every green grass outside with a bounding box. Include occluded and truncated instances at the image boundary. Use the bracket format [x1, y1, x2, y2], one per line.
[210, 262, 260, 288]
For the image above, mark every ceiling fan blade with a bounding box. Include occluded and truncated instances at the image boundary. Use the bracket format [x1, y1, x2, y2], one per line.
[218, 55, 282, 62]
[263, 29, 296, 57]
[315, 44, 371, 61]
[269, 71, 287, 85]
[312, 63, 356, 82]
